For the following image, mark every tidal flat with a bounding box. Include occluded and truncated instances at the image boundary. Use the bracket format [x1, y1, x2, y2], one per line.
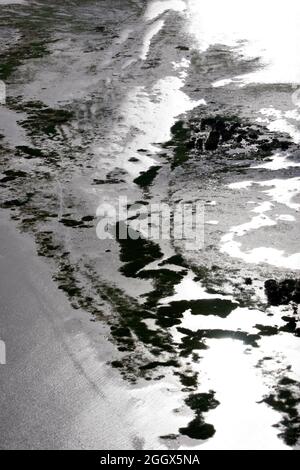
[0, 0, 300, 450]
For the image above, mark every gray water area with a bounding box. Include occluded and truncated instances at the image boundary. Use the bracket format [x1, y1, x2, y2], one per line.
[0, 0, 300, 449]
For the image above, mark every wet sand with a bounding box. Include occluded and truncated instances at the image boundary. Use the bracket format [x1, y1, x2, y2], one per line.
[0, 211, 134, 449]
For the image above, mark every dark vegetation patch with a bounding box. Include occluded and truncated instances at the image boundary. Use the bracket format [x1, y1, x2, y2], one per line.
[176, 370, 199, 390]
[0, 169, 27, 183]
[158, 254, 188, 268]
[162, 114, 293, 169]
[116, 222, 163, 277]
[0, 38, 50, 81]
[179, 419, 216, 440]
[254, 324, 279, 336]
[7, 98, 73, 138]
[279, 316, 300, 336]
[261, 378, 300, 446]
[133, 165, 161, 188]
[264, 279, 300, 336]
[164, 120, 191, 168]
[97, 281, 180, 381]
[176, 45, 189, 51]
[93, 178, 125, 184]
[140, 359, 179, 371]
[36, 231, 61, 258]
[139, 268, 187, 310]
[0, 191, 33, 208]
[104, 288, 171, 354]
[265, 279, 300, 306]
[59, 216, 94, 228]
[156, 298, 237, 328]
[179, 391, 219, 440]
[159, 434, 178, 440]
[20, 106, 73, 137]
[93, 168, 127, 185]
[185, 392, 220, 413]
[177, 327, 261, 356]
[16, 146, 44, 158]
